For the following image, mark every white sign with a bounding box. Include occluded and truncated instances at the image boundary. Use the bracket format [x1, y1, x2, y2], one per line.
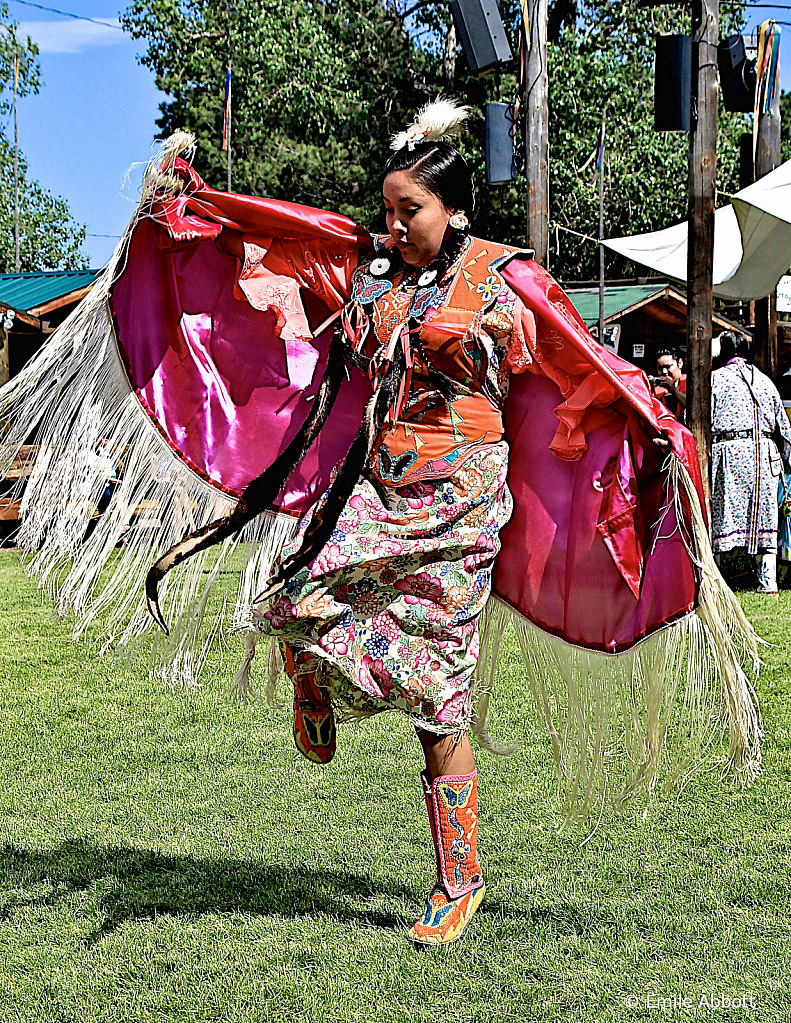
[777, 275, 791, 313]
[633, 343, 645, 358]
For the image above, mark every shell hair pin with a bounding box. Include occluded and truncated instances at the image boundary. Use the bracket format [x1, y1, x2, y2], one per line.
[391, 98, 471, 152]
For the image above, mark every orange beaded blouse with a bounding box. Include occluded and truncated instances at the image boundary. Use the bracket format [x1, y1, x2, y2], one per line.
[350, 235, 534, 486]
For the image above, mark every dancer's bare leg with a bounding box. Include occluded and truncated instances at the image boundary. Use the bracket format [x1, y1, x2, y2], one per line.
[416, 728, 475, 779]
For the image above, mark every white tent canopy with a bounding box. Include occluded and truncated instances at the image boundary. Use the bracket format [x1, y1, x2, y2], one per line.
[604, 159, 791, 301]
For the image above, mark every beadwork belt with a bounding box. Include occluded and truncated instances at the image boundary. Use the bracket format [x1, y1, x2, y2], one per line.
[712, 428, 773, 442]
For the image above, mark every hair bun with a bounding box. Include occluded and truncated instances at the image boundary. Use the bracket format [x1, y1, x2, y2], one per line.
[391, 98, 470, 152]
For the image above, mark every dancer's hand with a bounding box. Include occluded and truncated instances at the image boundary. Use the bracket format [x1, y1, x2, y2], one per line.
[652, 434, 671, 453]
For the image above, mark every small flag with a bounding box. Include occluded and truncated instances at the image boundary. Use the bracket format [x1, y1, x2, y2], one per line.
[752, 21, 781, 164]
[591, 117, 606, 187]
[755, 20, 781, 117]
[222, 65, 232, 151]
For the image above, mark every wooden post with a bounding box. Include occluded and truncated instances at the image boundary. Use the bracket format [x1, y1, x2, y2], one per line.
[598, 109, 606, 346]
[226, 62, 232, 194]
[754, 286, 778, 382]
[753, 46, 781, 380]
[524, 0, 548, 264]
[444, 19, 457, 93]
[0, 326, 8, 387]
[686, 0, 718, 512]
[13, 48, 19, 274]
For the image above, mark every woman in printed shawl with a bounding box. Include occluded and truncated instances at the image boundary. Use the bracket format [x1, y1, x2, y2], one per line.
[711, 330, 791, 594]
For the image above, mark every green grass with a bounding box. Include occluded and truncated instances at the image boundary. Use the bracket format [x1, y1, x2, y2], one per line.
[0, 550, 789, 1022]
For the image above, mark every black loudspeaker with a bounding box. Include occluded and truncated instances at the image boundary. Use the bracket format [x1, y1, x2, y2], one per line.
[449, 0, 513, 77]
[739, 131, 754, 189]
[718, 34, 756, 113]
[654, 34, 692, 132]
[485, 103, 515, 184]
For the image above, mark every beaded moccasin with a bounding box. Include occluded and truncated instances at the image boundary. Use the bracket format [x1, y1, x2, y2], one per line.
[408, 769, 485, 946]
[283, 645, 336, 765]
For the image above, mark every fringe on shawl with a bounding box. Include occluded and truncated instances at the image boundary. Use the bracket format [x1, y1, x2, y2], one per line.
[0, 131, 764, 810]
[0, 132, 297, 684]
[472, 453, 763, 820]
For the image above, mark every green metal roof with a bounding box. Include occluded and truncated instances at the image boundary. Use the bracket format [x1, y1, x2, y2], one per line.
[565, 283, 668, 327]
[0, 274, 670, 321]
[0, 269, 101, 312]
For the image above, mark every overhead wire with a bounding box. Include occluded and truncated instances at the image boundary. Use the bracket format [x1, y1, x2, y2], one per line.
[6, 0, 124, 30]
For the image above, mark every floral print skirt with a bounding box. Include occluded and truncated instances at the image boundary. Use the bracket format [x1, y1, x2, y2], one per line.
[255, 441, 512, 734]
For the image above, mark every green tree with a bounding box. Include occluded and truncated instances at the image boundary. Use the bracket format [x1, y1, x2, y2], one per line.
[0, 5, 87, 271]
[545, 7, 750, 280]
[122, 0, 439, 226]
[412, 0, 750, 279]
[0, 138, 87, 271]
[124, 0, 753, 282]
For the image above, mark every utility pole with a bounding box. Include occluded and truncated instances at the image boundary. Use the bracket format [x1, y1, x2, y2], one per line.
[0, 318, 7, 385]
[598, 109, 606, 348]
[686, 0, 718, 510]
[444, 19, 457, 94]
[524, 0, 548, 264]
[753, 33, 781, 381]
[13, 47, 19, 273]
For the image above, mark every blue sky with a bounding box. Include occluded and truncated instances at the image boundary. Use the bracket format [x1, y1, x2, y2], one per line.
[6, 1, 791, 271]
[8, 1, 165, 269]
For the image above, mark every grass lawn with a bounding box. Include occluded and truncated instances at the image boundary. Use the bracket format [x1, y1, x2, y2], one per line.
[0, 550, 789, 1022]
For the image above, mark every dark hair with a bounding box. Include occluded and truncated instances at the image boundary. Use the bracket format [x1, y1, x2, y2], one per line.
[656, 347, 683, 365]
[383, 140, 476, 216]
[714, 330, 751, 369]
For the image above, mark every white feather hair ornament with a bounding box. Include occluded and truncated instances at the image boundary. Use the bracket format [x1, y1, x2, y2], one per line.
[391, 98, 471, 152]
[711, 332, 722, 360]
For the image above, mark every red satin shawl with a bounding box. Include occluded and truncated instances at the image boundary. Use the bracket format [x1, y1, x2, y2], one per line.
[110, 161, 704, 653]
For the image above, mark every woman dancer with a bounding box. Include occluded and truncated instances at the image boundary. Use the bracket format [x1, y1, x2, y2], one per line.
[247, 101, 682, 946]
[252, 104, 532, 945]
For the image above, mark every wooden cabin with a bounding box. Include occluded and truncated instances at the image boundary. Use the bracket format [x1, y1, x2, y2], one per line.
[564, 281, 744, 376]
[0, 269, 100, 386]
[0, 270, 100, 524]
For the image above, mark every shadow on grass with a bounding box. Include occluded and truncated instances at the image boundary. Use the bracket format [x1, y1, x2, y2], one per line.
[481, 895, 616, 938]
[0, 840, 412, 941]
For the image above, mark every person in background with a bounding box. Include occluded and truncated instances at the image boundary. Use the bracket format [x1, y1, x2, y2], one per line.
[711, 330, 791, 594]
[779, 467, 791, 585]
[655, 347, 687, 422]
[94, 438, 120, 515]
[83, 438, 121, 540]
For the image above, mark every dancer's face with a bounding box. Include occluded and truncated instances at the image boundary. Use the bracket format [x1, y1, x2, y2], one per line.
[383, 170, 454, 268]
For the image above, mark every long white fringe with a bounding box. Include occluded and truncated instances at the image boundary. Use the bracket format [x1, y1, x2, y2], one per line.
[473, 453, 762, 818]
[0, 132, 297, 684]
[0, 132, 764, 808]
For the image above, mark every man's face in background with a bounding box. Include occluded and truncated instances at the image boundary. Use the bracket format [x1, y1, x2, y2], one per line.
[656, 354, 683, 384]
